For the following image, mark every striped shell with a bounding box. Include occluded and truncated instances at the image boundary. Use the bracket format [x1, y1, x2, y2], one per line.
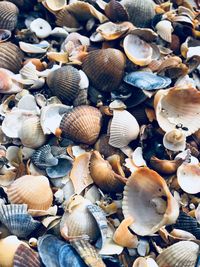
[60, 105, 102, 145]
[56, 7, 80, 29]
[0, 42, 23, 73]
[82, 48, 126, 92]
[104, 0, 128, 22]
[0, 1, 19, 31]
[47, 65, 81, 104]
[7, 175, 53, 210]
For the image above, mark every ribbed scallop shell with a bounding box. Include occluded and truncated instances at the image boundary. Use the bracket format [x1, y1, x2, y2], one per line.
[0, 1, 19, 31]
[47, 65, 81, 104]
[104, 0, 128, 22]
[156, 241, 199, 267]
[7, 175, 53, 210]
[82, 48, 126, 92]
[60, 105, 102, 145]
[0, 204, 40, 238]
[0, 42, 23, 73]
[56, 7, 80, 29]
[155, 20, 173, 43]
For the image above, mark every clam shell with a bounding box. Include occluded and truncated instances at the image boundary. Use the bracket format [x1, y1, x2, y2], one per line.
[163, 129, 186, 151]
[19, 41, 50, 54]
[13, 244, 41, 267]
[46, 0, 66, 11]
[0, 1, 19, 31]
[0, 29, 11, 43]
[123, 34, 153, 66]
[46, 158, 72, 179]
[0, 42, 23, 73]
[156, 241, 199, 267]
[108, 110, 140, 148]
[0, 204, 40, 238]
[155, 20, 173, 43]
[82, 48, 126, 92]
[7, 175, 53, 210]
[60, 105, 102, 145]
[47, 65, 81, 104]
[122, 167, 179, 236]
[104, 0, 128, 22]
[124, 71, 171, 90]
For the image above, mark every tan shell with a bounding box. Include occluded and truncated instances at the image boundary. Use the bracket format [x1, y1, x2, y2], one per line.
[108, 110, 140, 148]
[0, 42, 23, 73]
[60, 105, 102, 145]
[163, 129, 186, 151]
[56, 7, 80, 29]
[0, 69, 22, 94]
[7, 175, 53, 210]
[132, 257, 159, 267]
[122, 167, 179, 236]
[155, 20, 173, 43]
[104, 0, 128, 22]
[154, 87, 200, 136]
[156, 241, 199, 267]
[150, 156, 183, 175]
[46, 0, 66, 11]
[82, 48, 126, 92]
[123, 34, 153, 66]
[0, 1, 19, 31]
[46, 65, 81, 104]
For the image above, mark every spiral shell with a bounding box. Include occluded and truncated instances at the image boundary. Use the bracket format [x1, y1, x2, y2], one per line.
[0, 1, 19, 31]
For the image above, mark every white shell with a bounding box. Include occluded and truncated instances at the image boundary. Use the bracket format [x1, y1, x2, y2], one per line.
[19, 41, 50, 54]
[163, 129, 186, 152]
[30, 18, 52, 39]
[175, 150, 199, 164]
[155, 20, 173, 43]
[17, 94, 39, 113]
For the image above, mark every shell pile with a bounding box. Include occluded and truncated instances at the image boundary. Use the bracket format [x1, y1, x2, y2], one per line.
[0, 0, 199, 266]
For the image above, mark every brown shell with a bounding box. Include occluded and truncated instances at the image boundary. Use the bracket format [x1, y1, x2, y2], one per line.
[56, 7, 80, 29]
[60, 105, 102, 145]
[0, 42, 23, 73]
[0, 1, 19, 31]
[47, 65, 81, 104]
[105, 0, 128, 22]
[13, 244, 41, 267]
[82, 48, 126, 92]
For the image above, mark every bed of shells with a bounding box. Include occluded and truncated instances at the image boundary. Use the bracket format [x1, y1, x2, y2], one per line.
[0, 0, 199, 266]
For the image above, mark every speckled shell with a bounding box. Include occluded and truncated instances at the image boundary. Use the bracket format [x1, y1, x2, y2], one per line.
[105, 0, 128, 22]
[82, 48, 126, 92]
[0, 42, 23, 73]
[156, 241, 199, 267]
[60, 105, 102, 145]
[0, 1, 19, 31]
[7, 175, 53, 210]
[56, 7, 80, 29]
[47, 66, 81, 104]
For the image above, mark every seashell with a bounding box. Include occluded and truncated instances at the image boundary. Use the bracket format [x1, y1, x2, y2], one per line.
[155, 20, 173, 43]
[60, 105, 102, 145]
[123, 34, 153, 66]
[82, 48, 126, 92]
[104, 0, 128, 22]
[31, 144, 58, 170]
[46, 158, 73, 179]
[56, 7, 81, 29]
[0, 1, 19, 31]
[122, 167, 179, 236]
[108, 110, 140, 148]
[120, 0, 155, 27]
[60, 195, 100, 242]
[124, 71, 171, 90]
[47, 65, 81, 104]
[113, 217, 138, 248]
[13, 244, 42, 267]
[0, 42, 23, 73]
[0, 204, 40, 238]
[163, 129, 186, 151]
[132, 257, 159, 267]
[169, 229, 196, 241]
[89, 151, 125, 193]
[19, 41, 50, 54]
[150, 156, 183, 175]
[18, 116, 47, 149]
[154, 86, 200, 136]
[130, 28, 158, 42]
[156, 241, 199, 267]
[0, 69, 23, 94]
[30, 18, 52, 39]
[0, 29, 11, 43]
[177, 163, 200, 194]
[7, 175, 53, 210]
[46, 0, 66, 11]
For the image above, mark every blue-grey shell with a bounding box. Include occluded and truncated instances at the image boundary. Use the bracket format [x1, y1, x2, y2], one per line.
[124, 71, 171, 90]
[46, 158, 73, 178]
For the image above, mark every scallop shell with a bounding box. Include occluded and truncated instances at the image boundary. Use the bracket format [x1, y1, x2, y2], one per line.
[56, 7, 81, 29]
[104, 0, 128, 22]
[0, 42, 23, 73]
[0, 204, 40, 238]
[155, 20, 173, 43]
[122, 167, 179, 236]
[7, 175, 53, 210]
[163, 129, 186, 152]
[108, 110, 140, 148]
[60, 105, 102, 145]
[156, 241, 199, 267]
[47, 65, 81, 104]
[123, 34, 153, 66]
[0, 1, 19, 31]
[46, 0, 66, 11]
[154, 87, 200, 136]
[82, 48, 126, 92]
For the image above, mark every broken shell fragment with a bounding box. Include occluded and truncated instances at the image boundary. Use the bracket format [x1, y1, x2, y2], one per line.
[30, 18, 52, 39]
[163, 129, 186, 151]
[0, 29, 11, 43]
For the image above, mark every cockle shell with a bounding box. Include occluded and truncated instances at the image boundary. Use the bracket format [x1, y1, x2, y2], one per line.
[46, 0, 66, 11]
[156, 241, 199, 267]
[0, 1, 19, 31]
[7, 175, 53, 210]
[104, 0, 128, 22]
[123, 34, 153, 66]
[163, 129, 186, 151]
[122, 167, 179, 236]
[56, 7, 81, 29]
[60, 105, 102, 145]
[155, 20, 173, 43]
[30, 18, 52, 39]
[108, 110, 140, 148]
[82, 48, 126, 92]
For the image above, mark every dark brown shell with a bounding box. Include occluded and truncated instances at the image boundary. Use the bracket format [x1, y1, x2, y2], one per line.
[60, 105, 102, 145]
[0, 42, 23, 73]
[47, 65, 81, 104]
[82, 48, 126, 92]
[56, 7, 80, 28]
[0, 1, 19, 31]
[105, 0, 128, 22]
